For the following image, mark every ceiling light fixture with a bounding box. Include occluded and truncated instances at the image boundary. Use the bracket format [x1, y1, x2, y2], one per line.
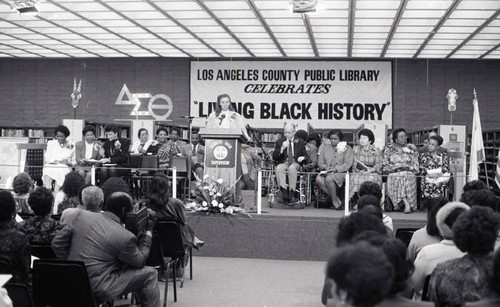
[290, 0, 319, 14]
[10, 0, 41, 16]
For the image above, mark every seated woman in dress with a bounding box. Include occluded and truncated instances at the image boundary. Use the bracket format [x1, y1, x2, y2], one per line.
[0, 190, 30, 284]
[316, 130, 354, 210]
[145, 175, 203, 277]
[350, 129, 383, 202]
[75, 125, 103, 185]
[18, 187, 62, 244]
[419, 135, 450, 201]
[42, 125, 75, 192]
[382, 128, 419, 213]
[130, 128, 158, 155]
[429, 206, 500, 306]
[12, 172, 33, 214]
[53, 172, 84, 214]
[99, 124, 131, 184]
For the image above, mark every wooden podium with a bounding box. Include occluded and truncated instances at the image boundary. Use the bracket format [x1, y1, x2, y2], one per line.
[198, 128, 246, 190]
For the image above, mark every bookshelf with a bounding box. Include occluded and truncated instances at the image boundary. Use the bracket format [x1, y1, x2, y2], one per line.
[476, 129, 500, 185]
[0, 127, 55, 144]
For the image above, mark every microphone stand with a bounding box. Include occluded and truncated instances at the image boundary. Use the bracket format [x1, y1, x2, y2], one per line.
[247, 127, 274, 166]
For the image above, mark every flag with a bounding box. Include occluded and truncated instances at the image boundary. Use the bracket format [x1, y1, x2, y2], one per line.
[495, 152, 500, 188]
[468, 89, 485, 182]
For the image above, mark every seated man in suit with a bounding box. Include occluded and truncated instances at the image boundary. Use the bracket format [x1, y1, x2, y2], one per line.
[183, 132, 204, 180]
[272, 123, 307, 204]
[52, 192, 160, 306]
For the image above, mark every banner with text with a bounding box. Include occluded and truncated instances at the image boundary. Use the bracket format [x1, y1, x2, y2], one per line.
[190, 61, 392, 129]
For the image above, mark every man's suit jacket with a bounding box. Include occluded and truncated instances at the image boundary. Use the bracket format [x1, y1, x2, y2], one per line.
[52, 210, 152, 299]
[272, 136, 307, 165]
[102, 138, 130, 166]
[75, 140, 103, 165]
[182, 143, 205, 165]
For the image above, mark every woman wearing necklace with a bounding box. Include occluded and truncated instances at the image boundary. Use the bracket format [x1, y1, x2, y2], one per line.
[99, 123, 131, 184]
[206, 94, 250, 141]
[350, 129, 383, 202]
[419, 135, 450, 200]
[383, 128, 419, 213]
[75, 125, 103, 184]
[42, 125, 75, 192]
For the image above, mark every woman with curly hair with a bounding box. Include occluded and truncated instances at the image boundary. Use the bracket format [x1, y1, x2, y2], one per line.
[419, 135, 450, 200]
[429, 206, 500, 306]
[12, 172, 33, 214]
[18, 187, 62, 244]
[53, 172, 84, 214]
[42, 125, 75, 192]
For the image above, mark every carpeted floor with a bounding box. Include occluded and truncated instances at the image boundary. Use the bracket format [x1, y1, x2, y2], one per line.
[117, 256, 326, 307]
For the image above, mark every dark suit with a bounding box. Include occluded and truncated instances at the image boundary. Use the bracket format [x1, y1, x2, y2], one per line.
[100, 138, 131, 183]
[52, 210, 159, 306]
[272, 137, 307, 191]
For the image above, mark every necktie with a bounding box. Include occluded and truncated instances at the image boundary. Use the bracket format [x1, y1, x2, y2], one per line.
[287, 140, 293, 165]
[192, 145, 196, 156]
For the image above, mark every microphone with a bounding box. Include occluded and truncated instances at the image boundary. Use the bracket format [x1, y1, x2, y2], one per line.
[180, 116, 195, 119]
[245, 124, 258, 132]
[219, 114, 226, 125]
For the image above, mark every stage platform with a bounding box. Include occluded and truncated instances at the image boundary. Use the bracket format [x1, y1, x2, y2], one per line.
[188, 195, 427, 261]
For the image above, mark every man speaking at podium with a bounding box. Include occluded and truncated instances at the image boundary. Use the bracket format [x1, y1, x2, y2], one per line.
[272, 123, 307, 205]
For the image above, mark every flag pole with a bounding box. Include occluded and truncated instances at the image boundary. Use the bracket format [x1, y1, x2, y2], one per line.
[473, 89, 490, 188]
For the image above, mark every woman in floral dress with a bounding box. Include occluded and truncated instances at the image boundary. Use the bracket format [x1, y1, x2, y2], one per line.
[383, 128, 419, 213]
[350, 129, 383, 200]
[419, 135, 450, 200]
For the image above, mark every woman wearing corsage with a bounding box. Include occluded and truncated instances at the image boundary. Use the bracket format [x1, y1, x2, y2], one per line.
[350, 128, 383, 200]
[419, 135, 450, 200]
[42, 125, 76, 192]
[130, 128, 158, 155]
[75, 125, 103, 184]
[206, 93, 251, 141]
[383, 128, 419, 213]
[316, 130, 354, 210]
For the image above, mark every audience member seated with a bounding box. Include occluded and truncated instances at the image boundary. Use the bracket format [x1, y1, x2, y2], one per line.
[350, 129, 383, 202]
[158, 128, 186, 169]
[378, 238, 432, 307]
[410, 201, 469, 297]
[407, 196, 448, 263]
[0, 190, 30, 284]
[154, 127, 168, 147]
[75, 125, 103, 185]
[358, 196, 393, 234]
[99, 123, 131, 184]
[295, 130, 318, 172]
[52, 192, 160, 306]
[101, 177, 130, 206]
[130, 128, 158, 155]
[12, 172, 33, 214]
[316, 130, 354, 210]
[272, 123, 307, 205]
[182, 132, 204, 180]
[17, 187, 61, 244]
[459, 180, 488, 204]
[383, 128, 419, 213]
[145, 175, 204, 277]
[61, 186, 104, 225]
[466, 248, 500, 306]
[358, 181, 383, 203]
[53, 172, 84, 214]
[42, 125, 76, 192]
[324, 241, 394, 307]
[429, 206, 500, 306]
[419, 135, 450, 200]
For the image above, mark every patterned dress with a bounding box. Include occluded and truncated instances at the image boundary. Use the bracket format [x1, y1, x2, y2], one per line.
[17, 215, 63, 244]
[383, 144, 419, 211]
[419, 151, 450, 199]
[158, 140, 185, 168]
[350, 145, 383, 197]
[0, 224, 30, 283]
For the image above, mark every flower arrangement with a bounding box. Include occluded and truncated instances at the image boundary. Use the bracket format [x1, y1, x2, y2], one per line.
[185, 175, 249, 216]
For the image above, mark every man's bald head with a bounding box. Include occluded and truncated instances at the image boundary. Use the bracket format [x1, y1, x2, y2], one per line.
[284, 123, 296, 140]
[104, 192, 134, 223]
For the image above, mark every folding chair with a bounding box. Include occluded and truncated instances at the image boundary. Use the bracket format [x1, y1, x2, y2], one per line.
[154, 220, 190, 303]
[395, 228, 419, 247]
[30, 243, 56, 259]
[167, 156, 191, 199]
[32, 259, 98, 307]
[4, 283, 35, 307]
[0, 258, 12, 275]
[146, 231, 171, 307]
[130, 155, 159, 200]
